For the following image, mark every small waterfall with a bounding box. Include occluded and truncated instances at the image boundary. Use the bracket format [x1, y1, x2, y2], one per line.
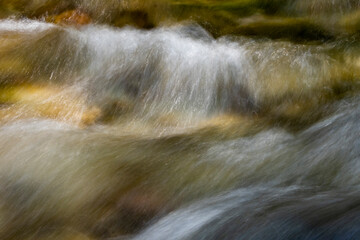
[1, 1, 360, 239]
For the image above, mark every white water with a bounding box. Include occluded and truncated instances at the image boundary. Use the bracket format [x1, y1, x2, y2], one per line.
[1, 18, 360, 240]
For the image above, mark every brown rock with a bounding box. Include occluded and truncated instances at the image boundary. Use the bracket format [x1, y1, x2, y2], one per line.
[46, 10, 91, 26]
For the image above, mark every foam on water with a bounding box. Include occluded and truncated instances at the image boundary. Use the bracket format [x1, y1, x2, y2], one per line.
[0, 19, 54, 32]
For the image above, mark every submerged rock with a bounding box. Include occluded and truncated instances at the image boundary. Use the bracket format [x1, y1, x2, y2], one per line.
[339, 10, 360, 35]
[0, 84, 100, 127]
[97, 99, 134, 123]
[113, 10, 155, 29]
[23, 231, 94, 240]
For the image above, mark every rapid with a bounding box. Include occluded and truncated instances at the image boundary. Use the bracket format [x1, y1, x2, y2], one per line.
[1, 1, 360, 239]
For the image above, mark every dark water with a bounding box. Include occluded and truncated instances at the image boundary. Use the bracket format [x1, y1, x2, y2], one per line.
[1, 1, 360, 240]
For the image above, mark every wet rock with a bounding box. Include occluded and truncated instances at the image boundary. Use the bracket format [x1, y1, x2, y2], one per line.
[113, 10, 155, 29]
[166, 1, 335, 40]
[288, 0, 360, 16]
[234, 15, 333, 41]
[46, 10, 91, 26]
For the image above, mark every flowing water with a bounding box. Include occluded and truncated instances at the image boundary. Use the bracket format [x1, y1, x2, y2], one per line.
[1, 1, 360, 239]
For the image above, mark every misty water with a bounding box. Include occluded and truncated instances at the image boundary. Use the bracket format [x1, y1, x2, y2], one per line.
[1, 1, 360, 239]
